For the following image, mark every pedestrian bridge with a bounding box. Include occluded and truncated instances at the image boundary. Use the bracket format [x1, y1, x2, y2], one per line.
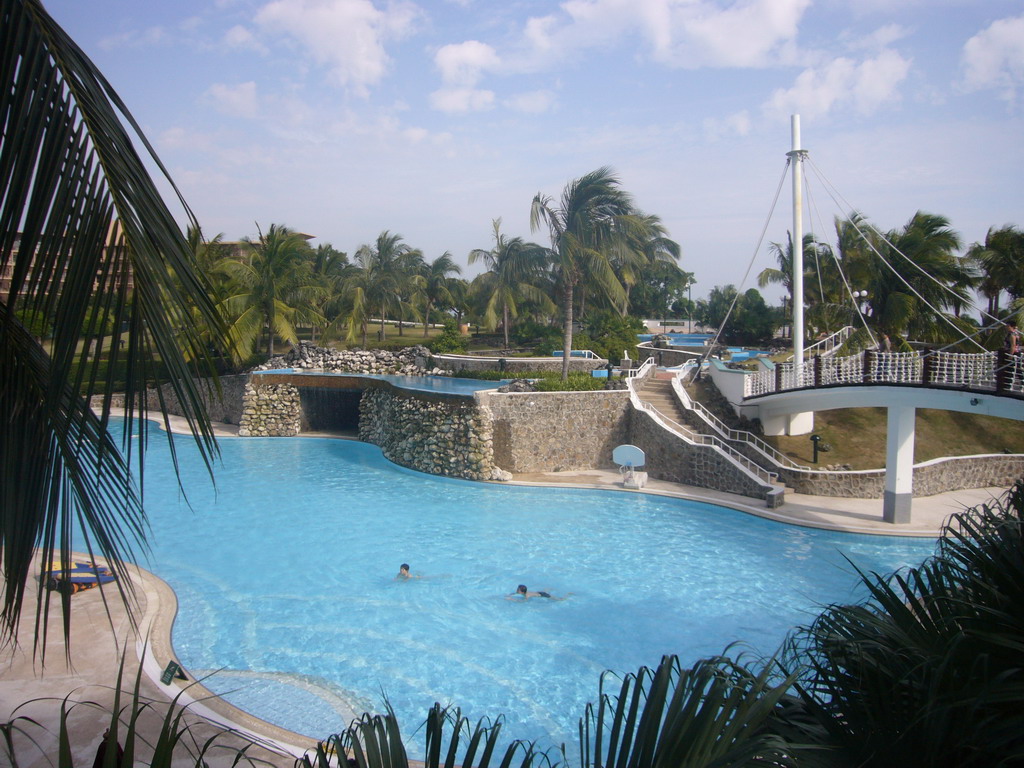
[738, 349, 1024, 524]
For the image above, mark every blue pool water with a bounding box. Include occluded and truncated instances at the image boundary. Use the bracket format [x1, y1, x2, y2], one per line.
[637, 333, 710, 345]
[252, 371, 505, 395]
[115, 427, 935, 753]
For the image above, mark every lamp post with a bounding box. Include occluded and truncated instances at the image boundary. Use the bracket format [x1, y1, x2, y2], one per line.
[688, 280, 694, 333]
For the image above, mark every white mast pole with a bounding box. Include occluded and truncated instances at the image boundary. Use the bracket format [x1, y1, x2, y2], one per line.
[789, 114, 805, 373]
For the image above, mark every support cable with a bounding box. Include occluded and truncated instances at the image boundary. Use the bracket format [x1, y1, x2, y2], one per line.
[699, 159, 791, 371]
[802, 165, 877, 347]
[805, 158, 986, 351]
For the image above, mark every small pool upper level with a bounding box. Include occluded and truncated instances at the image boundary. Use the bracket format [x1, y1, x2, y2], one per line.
[251, 369, 506, 397]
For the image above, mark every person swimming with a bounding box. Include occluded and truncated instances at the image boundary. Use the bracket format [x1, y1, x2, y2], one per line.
[397, 563, 419, 580]
[510, 584, 558, 599]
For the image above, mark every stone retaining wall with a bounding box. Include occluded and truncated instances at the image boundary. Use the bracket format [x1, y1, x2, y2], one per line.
[238, 381, 301, 436]
[778, 454, 1024, 498]
[479, 390, 631, 473]
[89, 375, 248, 424]
[433, 353, 606, 374]
[359, 388, 504, 481]
[629, 408, 779, 504]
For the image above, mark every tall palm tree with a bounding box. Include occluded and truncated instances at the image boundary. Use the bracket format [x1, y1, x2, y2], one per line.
[530, 168, 644, 379]
[612, 211, 682, 309]
[966, 224, 1024, 316]
[861, 212, 972, 344]
[351, 231, 420, 341]
[417, 252, 462, 337]
[1, 0, 223, 647]
[394, 247, 425, 337]
[468, 219, 553, 349]
[216, 223, 324, 358]
[310, 243, 350, 344]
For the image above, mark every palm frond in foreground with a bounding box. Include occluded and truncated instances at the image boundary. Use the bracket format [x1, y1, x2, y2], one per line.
[1, 0, 224, 652]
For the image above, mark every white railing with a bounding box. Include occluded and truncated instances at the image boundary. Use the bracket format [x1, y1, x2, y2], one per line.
[627, 356, 656, 379]
[785, 326, 854, 362]
[672, 378, 807, 470]
[635, 401, 778, 486]
[931, 350, 995, 389]
[744, 349, 1024, 398]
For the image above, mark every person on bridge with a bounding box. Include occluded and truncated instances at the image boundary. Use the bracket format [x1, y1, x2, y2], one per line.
[1004, 321, 1021, 355]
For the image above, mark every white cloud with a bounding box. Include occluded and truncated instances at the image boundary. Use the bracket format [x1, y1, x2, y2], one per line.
[253, 0, 422, 96]
[435, 41, 501, 86]
[430, 87, 495, 112]
[515, 0, 811, 71]
[703, 111, 752, 140]
[100, 26, 167, 50]
[961, 15, 1024, 104]
[504, 90, 556, 113]
[764, 50, 911, 120]
[203, 81, 261, 118]
[224, 24, 266, 52]
[843, 24, 909, 53]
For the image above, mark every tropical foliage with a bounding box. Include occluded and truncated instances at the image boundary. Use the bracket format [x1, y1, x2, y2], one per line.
[531, 167, 682, 378]
[1, 0, 222, 649]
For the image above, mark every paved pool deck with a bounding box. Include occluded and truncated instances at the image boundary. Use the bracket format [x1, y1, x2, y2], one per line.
[1, 414, 1007, 766]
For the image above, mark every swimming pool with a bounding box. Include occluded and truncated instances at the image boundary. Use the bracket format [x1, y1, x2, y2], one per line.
[252, 370, 507, 395]
[121, 427, 935, 753]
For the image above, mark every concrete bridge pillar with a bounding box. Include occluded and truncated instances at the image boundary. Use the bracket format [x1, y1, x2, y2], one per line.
[883, 405, 916, 523]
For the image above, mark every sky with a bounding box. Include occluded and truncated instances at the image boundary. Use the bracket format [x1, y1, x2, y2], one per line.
[42, 0, 1024, 304]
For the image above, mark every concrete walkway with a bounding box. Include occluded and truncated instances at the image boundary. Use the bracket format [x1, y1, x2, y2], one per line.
[1, 414, 1007, 766]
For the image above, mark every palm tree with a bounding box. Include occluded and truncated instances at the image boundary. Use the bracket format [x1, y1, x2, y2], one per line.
[468, 219, 553, 349]
[394, 247, 425, 337]
[861, 212, 972, 344]
[350, 231, 420, 341]
[1, 0, 223, 647]
[216, 223, 324, 358]
[530, 168, 645, 379]
[612, 211, 682, 310]
[310, 243, 350, 344]
[966, 224, 1024, 316]
[417, 252, 462, 337]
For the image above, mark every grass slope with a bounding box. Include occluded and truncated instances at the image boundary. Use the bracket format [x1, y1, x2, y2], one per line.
[765, 408, 1024, 469]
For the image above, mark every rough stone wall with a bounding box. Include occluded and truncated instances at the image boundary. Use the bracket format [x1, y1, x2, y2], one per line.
[777, 454, 1024, 498]
[255, 342, 435, 375]
[628, 408, 775, 502]
[432, 353, 606, 374]
[914, 454, 1024, 495]
[358, 388, 504, 481]
[238, 382, 301, 436]
[481, 390, 631, 472]
[89, 375, 248, 424]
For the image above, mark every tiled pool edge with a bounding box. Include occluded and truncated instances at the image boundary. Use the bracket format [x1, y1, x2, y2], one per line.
[133, 561, 320, 759]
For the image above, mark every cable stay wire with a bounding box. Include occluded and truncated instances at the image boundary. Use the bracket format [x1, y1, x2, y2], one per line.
[801, 163, 877, 347]
[698, 158, 791, 371]
[804, 157, 986, 351]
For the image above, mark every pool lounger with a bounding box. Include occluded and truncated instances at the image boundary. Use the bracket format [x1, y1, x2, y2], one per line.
[43, 560, 116, 595]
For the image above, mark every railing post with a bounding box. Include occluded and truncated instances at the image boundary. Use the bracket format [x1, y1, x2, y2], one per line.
[814, 355, 823, 387]
[996, 350, 1009, 394]
[921, 351, 933, 386]
[863, 350, 874, 384]
[775, 362, 783, 393]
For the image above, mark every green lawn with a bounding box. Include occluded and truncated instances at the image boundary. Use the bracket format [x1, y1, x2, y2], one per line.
[764, 407, 1024, 469]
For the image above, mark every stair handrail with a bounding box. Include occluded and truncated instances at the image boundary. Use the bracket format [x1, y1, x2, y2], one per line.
[627, 382, 778, 485]
[636, 401, 779, 486]
[627, 356, 656, 379]
[785, 325, 854, 362]
[671, 378, 807, 470]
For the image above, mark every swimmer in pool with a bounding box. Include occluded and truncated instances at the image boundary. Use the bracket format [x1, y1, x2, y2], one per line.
[509, 584, 566, 600]
[396, 563, 420, 580]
